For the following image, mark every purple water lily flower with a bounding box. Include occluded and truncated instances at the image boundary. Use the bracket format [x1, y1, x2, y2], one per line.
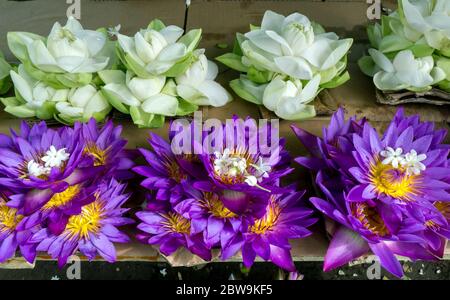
[293, 108, 444, 278]
[29, 179, 133, 268]
[0, 192, 37, 264]
[79, 118, 136, 180]
[195, 116, 292, 215]
[133, 133, 196, 205]
[421, 202, 450, 257]
[0, 121, 102, 216]
[174, 182, 254, 260]
[136, 204, 212, 261]
[241, 190, 317, 272]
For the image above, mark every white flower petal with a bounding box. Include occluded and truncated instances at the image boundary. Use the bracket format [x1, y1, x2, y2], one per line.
[274, 56, 313, 80]
[159, 25, 184, 44]
[141, 94, 179, 116]
[103, 83, 141, 106]
[196, 80, 232, 107]
[369, 49, 395, 73]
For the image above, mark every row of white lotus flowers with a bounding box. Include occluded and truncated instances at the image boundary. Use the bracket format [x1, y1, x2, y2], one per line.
[0, 18, 233, 127]
[0, 10, 358, 124]
[359, 0, 450, 93]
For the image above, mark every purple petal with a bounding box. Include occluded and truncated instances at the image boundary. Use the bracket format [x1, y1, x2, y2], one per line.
[269, 244, 296, 272]
[324, 226, 370, 271]
[369, 242, 403, 278]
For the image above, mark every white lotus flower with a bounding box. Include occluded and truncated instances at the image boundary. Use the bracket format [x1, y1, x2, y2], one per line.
[100, 69, 181, 115]
[55, 84, 111, 123]
[2, 64, 110, 123]
[176, 50, 232, 107]
[369, 49, 445, 91]
[8, 17, 110, 74]
[241, 10, 353, 79]
[401, 0, 450, 56]
[262, 75, 320, 120]
[117, 19, 201, 77]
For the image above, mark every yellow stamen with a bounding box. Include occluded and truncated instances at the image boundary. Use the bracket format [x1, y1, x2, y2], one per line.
[66, 199, 104, 239]
[43, 185, 81, 210]
[161, 212, 190, 234]
[250, 199, 281, 234]
[163, 156, 187, 183]
[352, 203, 389, 236]
[369, 160, 419, 201]
[425, 202, 450, 230]
[213, 149, 255, 185]
[0, 203, 23, 233]
[201, 193, 236, 219]
[84, 143, 109, 167]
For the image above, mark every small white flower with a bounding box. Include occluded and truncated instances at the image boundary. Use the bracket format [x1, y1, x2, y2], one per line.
[245, 176, 258, 187]
[41, 146, 70, 168]
[27, 160, 49, 177]
[380, 147, 405, 168]
[251, 157, 272, 182]
[403, 149, 427, 176]
[108, 24, 121, 37]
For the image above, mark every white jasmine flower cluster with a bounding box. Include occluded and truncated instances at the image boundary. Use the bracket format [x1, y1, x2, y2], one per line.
[380, 147, 427, 176]
[27, 146, 70, 177]
[213, 148, 272, 189]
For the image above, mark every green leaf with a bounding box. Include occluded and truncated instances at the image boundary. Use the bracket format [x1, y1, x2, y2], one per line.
[249, 24, 260, 31]
[216, 53, 247, 72]
[229, 79, 263, 105]
[320, 71, 350, 89]
[358, 55, 377, 77]
[124, 53, 151, 78]
[0, 80, 12, 95]
[179, 29, 202, 52]
[408, 43, 435, 57]
[129, 106, 165, 128]
[98, 70, 126, 85]
[247, 66, 272, 84]
[4, 104, 36, 118]
[379, 34, 413, 53]
[176, 98, 198, 116]
[311, 22, 326, 35]
[233, 33, 246, 56]
[436, 56, 450, 81]
[148, 19, 166, 31]
[35, 101, 56, 120]
[163, 52, 196, 77]
[56, 73, 92, 88]
[101, 88, 130, 114]
[0, 97, 21, 107]
[381, 15, 393, 37]
[438, 80, 450, 92]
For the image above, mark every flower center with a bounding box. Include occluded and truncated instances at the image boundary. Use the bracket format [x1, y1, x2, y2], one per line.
[352, 203, 389, 237]
[43, 185, 81, 210]
[0, 204, 23, 233]
[201, 193, 237, 219]
[66, 200, 104, 239]
[84, 143, 108, 167]
[250, 200, 281, 234]
[161, 212, 190, 234]
[425, 202, 450, 230]
[163, 157, 187, 183]
[26, 146, 70, 178]
[369, 160, 418, 201]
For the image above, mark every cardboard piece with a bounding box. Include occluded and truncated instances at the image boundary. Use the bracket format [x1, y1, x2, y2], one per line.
[376, 88, 450, 106]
